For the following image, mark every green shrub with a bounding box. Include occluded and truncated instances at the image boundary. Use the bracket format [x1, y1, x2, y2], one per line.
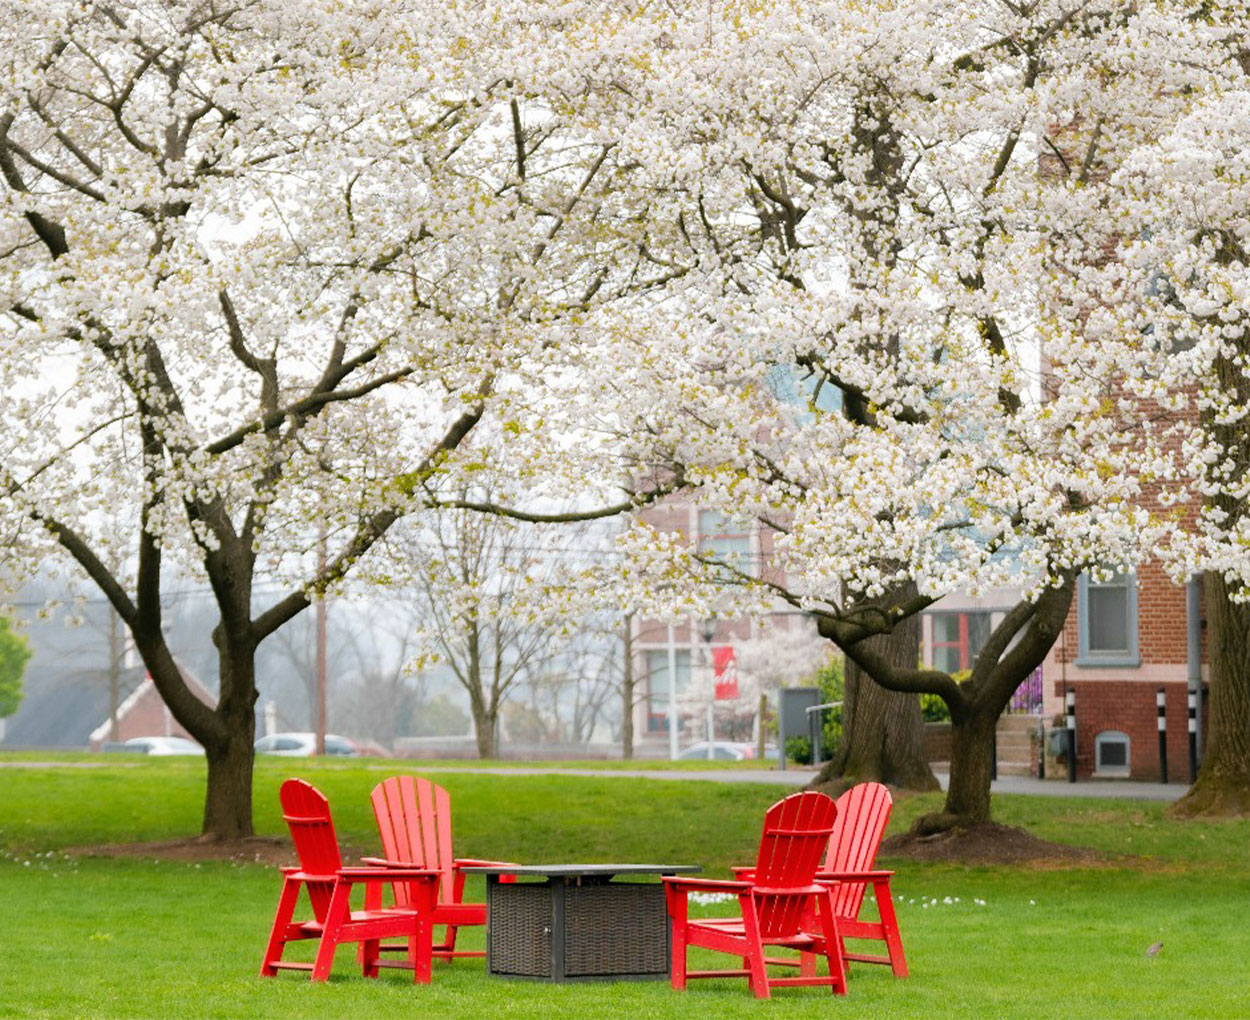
[809, 658, 843, 757]
[921, 692, 951, 723]
[785, 735, 813, 765]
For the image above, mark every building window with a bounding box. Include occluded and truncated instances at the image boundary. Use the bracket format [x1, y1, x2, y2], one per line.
[928, 612, 992, 674]
[1094, 730, 1131, 777]
[646, 649, 691, 729]
[1077, 571, 1139, 666]
[697, 510, 752, 578]
[764, 362, 843, 421]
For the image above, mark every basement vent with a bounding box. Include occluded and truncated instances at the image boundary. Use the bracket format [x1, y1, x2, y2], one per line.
[1094, 730, 1131, 777]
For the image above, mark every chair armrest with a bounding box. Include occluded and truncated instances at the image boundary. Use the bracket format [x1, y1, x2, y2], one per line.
[337, 866, 439, 883]
[753, 883, 824, 896]
[816, 869, 895, 882]
[661, 876, 752, 894]
[360, 856, 419, 868]
[286, 869, 339, 882]
[731, 866, 755, 880]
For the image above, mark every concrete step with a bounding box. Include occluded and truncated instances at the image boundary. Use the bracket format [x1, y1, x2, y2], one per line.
[997, 714, 1043, 734]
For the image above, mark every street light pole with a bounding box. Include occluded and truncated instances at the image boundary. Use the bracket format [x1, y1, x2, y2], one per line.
[666, 623, 679, 761]
[700, 618, 716, 760]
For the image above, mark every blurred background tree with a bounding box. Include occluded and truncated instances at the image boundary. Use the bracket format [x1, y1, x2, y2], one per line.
[0, 617, 31, 720]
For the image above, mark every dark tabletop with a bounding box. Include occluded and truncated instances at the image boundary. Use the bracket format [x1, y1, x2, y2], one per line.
[459, 863, 701, 877]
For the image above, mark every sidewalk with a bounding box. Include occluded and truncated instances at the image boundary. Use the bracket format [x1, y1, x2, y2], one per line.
[411, 763, 1188, 799]
[934, 770, 1185, 802]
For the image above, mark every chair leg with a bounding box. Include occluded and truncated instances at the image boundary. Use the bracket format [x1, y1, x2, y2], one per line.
[666, 888, 688, 990]
[739, 895, 770, 1000]
[875, 879, 909, 977]
[312, 883, 352, 981]
[443, 925, 459, 955]
[259, 877, 301, 977]
[409, 912, 433, 984]
[799, 902, 818, 977]
[816, 888, 847, 996]
[360, 939, 380, 978]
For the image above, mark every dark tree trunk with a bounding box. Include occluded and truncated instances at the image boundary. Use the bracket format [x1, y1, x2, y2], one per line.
[817, 575, 1074, 835]
[915, 710, 998, 832]
[1174, 327, 1250, 817]
[202, 727, 256, 839]
[471, 697, 497, 758]
[811, 593, 938, 794]
[1172, 572, 1250, 816]
[199, 642, 259, 839]
[811, 650, 938, 793]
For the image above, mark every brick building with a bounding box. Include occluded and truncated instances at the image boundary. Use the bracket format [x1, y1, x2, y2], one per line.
[87, 671, 216, 750]
[1040, 562, 1207, 782]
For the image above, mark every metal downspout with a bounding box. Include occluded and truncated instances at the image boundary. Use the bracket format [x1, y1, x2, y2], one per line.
[1187, 576, 1203, 765]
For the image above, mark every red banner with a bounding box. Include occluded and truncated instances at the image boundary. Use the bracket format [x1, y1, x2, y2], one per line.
[713, 646, 738, 701]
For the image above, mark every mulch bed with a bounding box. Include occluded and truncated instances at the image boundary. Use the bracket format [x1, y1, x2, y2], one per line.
[68, 836, 295, 866]
[883, 822, 1107, 866]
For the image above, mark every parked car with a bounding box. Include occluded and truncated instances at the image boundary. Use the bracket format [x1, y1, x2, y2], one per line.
[254, 732, 358, 757]
[114, 736, 204, 756]
[676, 741, 780, 762]
[677, 741, 749, 761]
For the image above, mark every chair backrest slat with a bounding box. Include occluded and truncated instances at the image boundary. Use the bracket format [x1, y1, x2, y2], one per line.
[824, 782, 892, 919]
[751, 791, 837, 939]
[372, 776, 456, 906]
[279, 778, 342, 923]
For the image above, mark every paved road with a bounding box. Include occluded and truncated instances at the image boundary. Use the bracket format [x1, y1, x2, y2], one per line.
[408, 764, 1186, 800]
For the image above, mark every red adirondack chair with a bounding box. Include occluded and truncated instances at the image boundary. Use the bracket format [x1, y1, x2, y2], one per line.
[818, 781, 907, 976]
[734, 781, 907, 977]
[361, 775, 515, 965]
[259, 778, 440, 982]
[663, 790, 847, 999]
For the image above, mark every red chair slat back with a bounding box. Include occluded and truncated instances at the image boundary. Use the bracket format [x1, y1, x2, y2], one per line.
[751, 791, 837, 939]
[371, 776, 456, 906]
[279, 778, 341, 922]
[824, 782, 892, 918]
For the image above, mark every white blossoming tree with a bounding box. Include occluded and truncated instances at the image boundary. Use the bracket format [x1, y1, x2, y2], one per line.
[1110, 64, 1250, 816]
[576, 0, 1241, 833]
[0, 0, 662, 839]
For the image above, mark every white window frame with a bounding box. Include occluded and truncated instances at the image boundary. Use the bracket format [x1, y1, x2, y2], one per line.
[1077, 571, 1140, 667]
[1094, 730, 1131, 777]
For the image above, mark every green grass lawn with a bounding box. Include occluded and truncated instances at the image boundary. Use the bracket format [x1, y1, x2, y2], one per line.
[2, 754, 1248, 1018]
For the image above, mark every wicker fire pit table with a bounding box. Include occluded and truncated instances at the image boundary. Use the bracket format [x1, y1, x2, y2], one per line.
[459, 864, 700, 982]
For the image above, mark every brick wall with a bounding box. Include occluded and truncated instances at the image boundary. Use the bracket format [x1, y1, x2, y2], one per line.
[1049, 678, 1206, 781]
[1045, 561, 1209, 782]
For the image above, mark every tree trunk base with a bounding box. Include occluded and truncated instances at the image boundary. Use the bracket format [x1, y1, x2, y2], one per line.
[806, 767, 940, 801]
[1169, 777, 1250, 818]
[808, 754, 941, 795]
[883, 819, 1103, 866]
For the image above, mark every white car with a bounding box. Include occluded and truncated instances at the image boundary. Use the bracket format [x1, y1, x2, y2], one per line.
[676, 741, 750, 761]
[122, 736, 204, 756]
[254, 732, 358, 757]
[676, 741, 781, 762]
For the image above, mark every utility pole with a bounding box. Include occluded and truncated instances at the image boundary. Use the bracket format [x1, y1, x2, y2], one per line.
[107, 607, 123, 742]
[315, 527, 327, 757]
[621, 612, 634, 760]
[666, 623, 679, 761]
